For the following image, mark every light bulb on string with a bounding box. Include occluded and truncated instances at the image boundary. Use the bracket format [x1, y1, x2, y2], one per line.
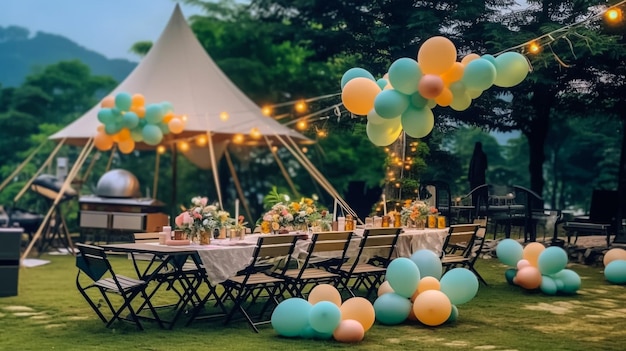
[233, 134, 244, 144]
[605, 8, 623, 23]
[219, 111, 229, 121]
[178, 141, 190, 152]
[528, 41, 541, 54]
[250, 127, 262, 139]
[296, 120, 307, 131]
[261, 106, 272, 116]
[195, 135, 207, 146]
[156, 145, 167, 154]
[301, 147, 308, 153]
[295, 100, 307, 113]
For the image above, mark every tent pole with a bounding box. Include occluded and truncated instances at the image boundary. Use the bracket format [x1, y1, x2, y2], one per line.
[21, 138, 94, 261]
[223, 147, 253, 222]
[264, 135, 300, 198]
[105, 146, 116, 171]
[153, 151, 161, 199]
[13, 138, 66, 203]
[206, 130, 223, 209]
[0, 138, 49, 193]
[171, 143, 178, 215]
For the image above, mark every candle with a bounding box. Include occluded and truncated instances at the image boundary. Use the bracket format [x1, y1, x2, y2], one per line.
[234, 199, 240, 223]
[382, 194, 387, 215]
[333, 198, 338, 222]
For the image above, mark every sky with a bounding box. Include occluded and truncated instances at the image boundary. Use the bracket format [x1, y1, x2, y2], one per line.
[0, 0, 204, 61]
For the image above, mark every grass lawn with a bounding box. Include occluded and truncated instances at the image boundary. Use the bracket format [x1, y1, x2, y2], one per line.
[1, 251, 624, 351]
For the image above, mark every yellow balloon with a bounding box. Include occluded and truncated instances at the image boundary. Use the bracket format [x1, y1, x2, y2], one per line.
[523, 242, 546, 267]
[308, 284, 342, 307]
[604, 248, 626, 266]
[417, 36, 457, 75]
[339, 297, 375, 332]
[341, 77, 381, 115]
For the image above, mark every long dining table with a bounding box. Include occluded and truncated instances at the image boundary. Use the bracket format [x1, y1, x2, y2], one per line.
[100, 226, 449, 328]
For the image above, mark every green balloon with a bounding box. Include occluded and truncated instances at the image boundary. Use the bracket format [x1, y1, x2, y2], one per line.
[494, 52, 530, 87]
[114, 92, 132, 111]
[461, 58, 496, 91]
[388, 57, 422, 95]
[374, 89, 410, 119]
[400, 106, 434, 138]
[496, 239, 524, 266]
[142, 124, 163, 146]
[440, 268, 478, 305]
[122, 111, 139, 129]
[410, 92, 428, 109]
[97, 109, 114, 124]
[341, 67, 375, 89]
[604, 260, 626, 284]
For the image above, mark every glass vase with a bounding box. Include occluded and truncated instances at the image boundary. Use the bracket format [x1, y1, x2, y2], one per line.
[199, 230, 211, 245]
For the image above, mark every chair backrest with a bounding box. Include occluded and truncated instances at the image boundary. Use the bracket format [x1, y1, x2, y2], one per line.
[242, 234, 299, 277]
[299, 231, 353, 269]
[352, 227, 402, 267]
[76, 243, 116, 284]
[441, 224, 479, 257]
[469, 221, 487, 263]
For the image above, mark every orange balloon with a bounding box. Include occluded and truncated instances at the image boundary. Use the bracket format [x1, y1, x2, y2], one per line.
[117, 138, 135, 154]
[603, 248, 626, 266]
[341, 77, 381, 115]
[440, 62, 464, 84]
[131, 105, 146, 118]
[461, 53, 481, 66]
[523, 242, 546, 267]
[418, 74, 444, 99]
[94, 132, 113, 151]
[100, 95, 115, 108]
[308, 284, 341, 307]
[417, 276, 441, 294]
[417, 36, 457, 75]
[435, 87, 453, 107]
[117, 128, 131, 142]
[131, 93, 145, 107]
[339, 297, 375, 332]
[168, 118, 185, 134]
[413, 290, 452, 326]
[162, 111, 174, 123]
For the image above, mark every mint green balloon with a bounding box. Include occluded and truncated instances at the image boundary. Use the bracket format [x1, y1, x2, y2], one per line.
[373, 292, 412, 325]
[604, 260, 626, 284]
[440, 268, 478, 305]
[540, 275, 558, 295]
[401, 106, 434, 138]
[341, 67, 375, 89]
[410, 92, 428, 108]
[496, 239, 523, 266]
[388, 57, 422, 94]
[142, 124, 163, 146]
[386, 257, 420, 298]
[114, 92, 132, 111]
[461, 58, 496, 91]
[494, 52, 530, 87]
[376, 78, 388, 90]
[374, 89, 410, 119]
[271, 298, 312, 337]
[537, 246, 568, 275]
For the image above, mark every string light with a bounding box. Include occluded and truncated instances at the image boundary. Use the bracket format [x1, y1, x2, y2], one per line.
[295, 100, 307, 113]
[296, 120, 308, 130]
[219, 111, 229, 121]
[605, 8, 623, 22]
[528, 41, 541, 54]
[233, 134, 244, 144]
[250, 127, 262, 139]
[156, 145, 167, 154]
[261, 106, 273, 116]
[178, 141, 189, 152]
[195, 134, 207, 146]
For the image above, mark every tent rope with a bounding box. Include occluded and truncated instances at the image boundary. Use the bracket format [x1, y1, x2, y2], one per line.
[14, 138, 67, 203]
[263, 135, 300, 198]
[0, 138, 50, 193]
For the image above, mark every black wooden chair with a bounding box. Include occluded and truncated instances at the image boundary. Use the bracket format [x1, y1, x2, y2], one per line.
[441, 222, 486, 285]
[419, 180, 452, 219]
[563, 190, 619, 247]
[75, 243, 163, 330]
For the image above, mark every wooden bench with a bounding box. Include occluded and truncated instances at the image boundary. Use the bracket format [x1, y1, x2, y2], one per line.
[563, 222, 612, 248]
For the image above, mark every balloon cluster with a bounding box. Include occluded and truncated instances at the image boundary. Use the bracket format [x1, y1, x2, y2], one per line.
[603, 248, 626, 284]
[496, 240, 581, 294]
[340, 36, 530, 146]
[95, 92, 186, 154]
[271, 284, 375, 343]
[374, 250, 478, 327]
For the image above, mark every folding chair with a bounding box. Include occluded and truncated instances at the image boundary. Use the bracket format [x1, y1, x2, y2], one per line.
[192, 234, 298, 332]
[129, 233, 204, 323]
[280, 231, 354, 299]
[440, 223, 487, 284]
[75, 243, 163, 330]
[333, 227, 402, 299]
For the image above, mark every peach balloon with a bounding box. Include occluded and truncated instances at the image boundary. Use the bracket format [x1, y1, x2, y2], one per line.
[117, 138, 135, 154]
[168, 118, 185, 134]
[340, 297, 375, 332]
[461, 53, 481, 66]
[94, 132, 113, 151]
[341, 77, 381, 115]
[412, 290, 452, 326]
[515, 266, 542, 290]
[516, 259, 531, 270]
[603, 248, 626, 266]
[131, 93, 145, 107]
[523, 242, 546, 267]
[417, 36, 457, 75]
[407, 303, 419, 321]
[418, 74, 444, 99]
[308, 284, 342, 307]
[333, 319, 365, 343]
[100, 96, 115, 108]
[434, 87, 453, 107]
[378, 280, 394, 296]
[440, 62, 465, 84]
[417, 276, 441, 294]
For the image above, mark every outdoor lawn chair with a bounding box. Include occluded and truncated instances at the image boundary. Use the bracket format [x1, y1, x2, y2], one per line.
[280, 231, 354, 299]
[193, 234, 299, 332]
[333, 227, 402, 299]
[440, 223, 479, 259]
[75, 243, 163, 330]
[441, 222, 487, 285]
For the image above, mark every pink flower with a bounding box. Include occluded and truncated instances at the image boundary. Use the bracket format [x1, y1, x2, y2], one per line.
[175, 213, 184, 227]
[200, 197, 208, 206]
[182, 212, 194, 225]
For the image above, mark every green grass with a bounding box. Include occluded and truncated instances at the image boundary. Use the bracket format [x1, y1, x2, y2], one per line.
[1, 253, 624, 351]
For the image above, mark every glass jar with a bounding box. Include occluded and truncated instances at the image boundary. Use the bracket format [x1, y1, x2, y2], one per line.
[345, 215, 354, 231]
[382, 215, 390, 227]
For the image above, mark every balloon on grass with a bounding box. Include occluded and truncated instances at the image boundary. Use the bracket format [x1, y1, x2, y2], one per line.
[514, 266, 542, 290]
[439, 268, 478, 305]
[523, 242, 546, 267]
[413, 290, 452, 326]
[537, 246, 568, 275]
[339, 297, 375, 332]
[386, 257, 420, 298]
[496, 239, 524, 266]
[373, 292, 412, 325]
[271, 298, 312, 337]
[309, 301, 341, 334]
[553, 268, 581, 294]
[308, 284, 342, 307]
[333, 319, 365, 343]
[410, 249, 443, 279]
[603, 248, 626, 266]
[604, 259, 626, 284]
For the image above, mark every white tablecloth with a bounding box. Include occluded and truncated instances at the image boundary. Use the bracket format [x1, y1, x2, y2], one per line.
[354, 227, 449, 260]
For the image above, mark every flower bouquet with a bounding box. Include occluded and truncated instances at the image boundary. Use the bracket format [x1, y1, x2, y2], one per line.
[400, 199, 438, 228]
[175, 196, 233, 244]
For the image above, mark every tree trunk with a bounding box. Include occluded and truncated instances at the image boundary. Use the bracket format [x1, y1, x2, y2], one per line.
[525, 89, 554, 207]
[614, 117, 626, 242]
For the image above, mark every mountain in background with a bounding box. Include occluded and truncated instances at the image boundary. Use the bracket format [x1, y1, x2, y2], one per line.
[0, 25, 136, 87]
